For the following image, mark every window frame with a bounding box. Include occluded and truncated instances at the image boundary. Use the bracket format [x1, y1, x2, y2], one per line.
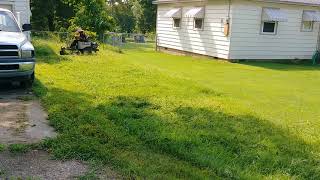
[194, 18, 204, 30]
[301, 10, 315, 32]
[261, 21, 278, 35]
[301, 21, 314, 32]
[172, 18, 181, 29]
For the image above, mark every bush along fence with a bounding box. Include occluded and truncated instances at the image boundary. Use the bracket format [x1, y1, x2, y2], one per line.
[31, 31, 156, 47]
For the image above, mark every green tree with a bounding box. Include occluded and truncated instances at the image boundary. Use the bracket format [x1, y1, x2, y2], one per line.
[54, 0, 76, 31]
[69, 0, 115, 36]
[31, 0, 75, 31]
[136, 0, 156, 33]
[103, 0, 156, 33]
[107, 0, 136, 33]
[30, 0, 56, 31]
[31, 0, 156, 34]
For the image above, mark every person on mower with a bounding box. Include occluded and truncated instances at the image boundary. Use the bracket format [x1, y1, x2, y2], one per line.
[70, 28, 88, 48]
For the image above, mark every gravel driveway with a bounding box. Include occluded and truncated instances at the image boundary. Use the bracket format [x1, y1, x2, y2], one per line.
[0, 84, 88, 179]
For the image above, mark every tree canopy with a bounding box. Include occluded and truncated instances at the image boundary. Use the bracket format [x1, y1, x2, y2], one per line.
[30, 0, 156, 35]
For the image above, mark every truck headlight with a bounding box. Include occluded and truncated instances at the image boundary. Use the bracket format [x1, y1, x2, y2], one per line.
[21, 50, 35, 58]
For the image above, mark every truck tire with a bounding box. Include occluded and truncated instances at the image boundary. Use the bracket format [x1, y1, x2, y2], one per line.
[22, 73, 35, 88]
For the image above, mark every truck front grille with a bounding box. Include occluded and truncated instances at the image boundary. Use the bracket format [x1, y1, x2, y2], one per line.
[0, 64, 19, 71]
[0, 51, 19, 57]
[0, 45, 18, 50]
[0, 44, 19, 58]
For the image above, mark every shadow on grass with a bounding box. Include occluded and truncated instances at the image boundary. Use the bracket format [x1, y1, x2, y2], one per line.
[240, 61, 320, 71]
[33, 81, 320, 179]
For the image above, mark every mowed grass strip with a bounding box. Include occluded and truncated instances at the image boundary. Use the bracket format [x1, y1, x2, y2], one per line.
[33, 38, 320, 179]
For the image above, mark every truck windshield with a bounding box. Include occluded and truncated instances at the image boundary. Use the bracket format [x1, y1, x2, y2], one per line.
[0, 11, 20, 32]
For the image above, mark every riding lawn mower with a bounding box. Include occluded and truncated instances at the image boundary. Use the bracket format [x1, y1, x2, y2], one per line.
[60, 40, 99, 55]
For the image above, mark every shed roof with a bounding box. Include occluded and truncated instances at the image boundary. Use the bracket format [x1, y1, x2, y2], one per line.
[153, 0, 320, 6]
[260, 0, 320, 6]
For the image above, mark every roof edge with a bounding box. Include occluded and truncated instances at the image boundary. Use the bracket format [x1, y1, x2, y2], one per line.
[153, 0, 207, 5]
[255, 0, 320, 7]
[153, 0, 320, 6]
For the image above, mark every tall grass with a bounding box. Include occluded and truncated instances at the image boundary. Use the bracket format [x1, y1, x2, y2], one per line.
[33, 38, 320, 179]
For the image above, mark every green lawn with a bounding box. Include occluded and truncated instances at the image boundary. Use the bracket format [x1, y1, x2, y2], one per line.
[33, 38, 320, 179]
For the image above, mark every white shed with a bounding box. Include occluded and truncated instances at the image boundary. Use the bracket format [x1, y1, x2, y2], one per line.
[154, 0, 320, 60]
[0, 0, 31, 27]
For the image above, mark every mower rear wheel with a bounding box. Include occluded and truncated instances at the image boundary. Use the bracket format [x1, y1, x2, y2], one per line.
[60, 48, 67, 55]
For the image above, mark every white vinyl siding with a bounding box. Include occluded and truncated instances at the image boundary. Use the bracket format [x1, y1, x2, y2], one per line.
[229, 0, 320, 60]
[14, 0, 31, 25]
[156, 0, 320, 60]
[0, 0, 31, 25]
[157, 0, 231, 59]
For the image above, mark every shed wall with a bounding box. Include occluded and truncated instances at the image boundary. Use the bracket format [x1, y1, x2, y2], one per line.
[0, 0, 31, 25]
[157, 0, 231, 59]
[229, 0, 320, 60]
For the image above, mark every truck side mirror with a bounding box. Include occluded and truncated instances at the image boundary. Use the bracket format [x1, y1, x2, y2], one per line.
[22, 24, 32, 31]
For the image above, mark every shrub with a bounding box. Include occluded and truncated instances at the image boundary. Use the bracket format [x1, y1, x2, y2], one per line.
[0, 144, 5, 152]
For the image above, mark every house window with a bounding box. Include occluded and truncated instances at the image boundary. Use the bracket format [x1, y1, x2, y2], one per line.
[194, 18, 204, 30]
[301, 10, 318, 32]
[261, 21, 277, 34]
[302, 21, 313, 32]
[173, 18, 181, 28]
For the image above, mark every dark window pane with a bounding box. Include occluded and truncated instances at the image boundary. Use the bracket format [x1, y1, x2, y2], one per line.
[194, 18, 203, 29]
[173, 18, 181, 28]
[263, 22, 276, 33]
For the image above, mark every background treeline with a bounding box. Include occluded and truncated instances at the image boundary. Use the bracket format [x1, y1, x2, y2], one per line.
[30, 0, 156, 35]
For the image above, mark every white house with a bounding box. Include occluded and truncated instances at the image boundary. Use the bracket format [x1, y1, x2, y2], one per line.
[154, 0, 320, 60]
[0, 0, 31, 26]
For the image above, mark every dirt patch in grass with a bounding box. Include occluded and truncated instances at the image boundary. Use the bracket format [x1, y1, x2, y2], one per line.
[0, 100, 28, 133]
[0, 86, 94, 179]
[0, 87, 56, 144]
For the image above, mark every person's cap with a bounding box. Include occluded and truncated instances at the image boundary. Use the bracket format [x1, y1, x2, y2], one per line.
[76, 28, 84, 32]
